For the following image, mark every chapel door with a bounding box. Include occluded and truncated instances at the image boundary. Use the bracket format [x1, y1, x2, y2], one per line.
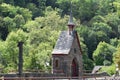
[72, 58, 79, 77]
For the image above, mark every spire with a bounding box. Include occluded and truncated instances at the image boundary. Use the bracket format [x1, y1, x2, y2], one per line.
[68, 8, 75, 26]
[68, 2, 75, 33]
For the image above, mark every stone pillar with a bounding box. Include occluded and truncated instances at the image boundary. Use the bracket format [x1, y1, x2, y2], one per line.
[18, 42, 24, 77]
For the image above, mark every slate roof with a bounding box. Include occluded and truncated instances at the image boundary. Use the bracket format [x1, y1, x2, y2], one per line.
[52, 31, 76, 54]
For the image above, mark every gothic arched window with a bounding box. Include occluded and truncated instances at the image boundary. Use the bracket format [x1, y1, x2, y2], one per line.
[55, 59, 59, 68]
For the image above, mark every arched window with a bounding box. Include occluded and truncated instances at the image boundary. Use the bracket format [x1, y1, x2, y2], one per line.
[55, 59, 59, 68]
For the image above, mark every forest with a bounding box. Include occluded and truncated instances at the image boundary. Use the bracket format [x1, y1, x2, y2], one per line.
[0, 0, 120, 75]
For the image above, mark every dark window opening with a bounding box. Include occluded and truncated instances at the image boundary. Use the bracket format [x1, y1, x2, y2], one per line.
[55, 59, 59, 68]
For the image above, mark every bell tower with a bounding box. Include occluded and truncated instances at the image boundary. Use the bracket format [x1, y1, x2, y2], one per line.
[67, 4, 75, 34]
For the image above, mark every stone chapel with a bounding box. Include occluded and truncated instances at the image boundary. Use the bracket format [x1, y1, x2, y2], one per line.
[52, 10, 83, 78]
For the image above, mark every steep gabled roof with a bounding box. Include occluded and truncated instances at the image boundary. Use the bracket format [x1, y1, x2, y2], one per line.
[52, 31, 75, 54]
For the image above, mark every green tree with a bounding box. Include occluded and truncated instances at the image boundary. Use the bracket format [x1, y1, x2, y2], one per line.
[14, 0, 25, 7]
[0, 40, 7, 67]
[105, 13, 120, 38]
[23, 8, 69, 70]
[25, 27, 59, 70]
[93, 42, 116, 65]
[31, 0, 46, 17]
[91, 22, 111, 44]
[96, 31, 110, 43]
[26, 3, 40, 18]
[100, 64, 115, 75]
[113, 1, 120, 16]
[2, 17, 15, 40]
[17, 7, 32, 22]
[77, 25, 97, 59]
[13, 14, 25, 28]
[0, 3, 32, 40]
[0, 17, 5, 39]
[3, 17, 16, 31]
[89, 15, 106, 26]
[0, 3, 17, 17]
[46, 0, 58, 8]
[80, 38, 94, 70]
[34, 7, 68, 31]
[110, 38, 120, 47]
[92, 22, 112, 37]
[57, 0, 96, 23]
[96, 0, 113, 15]
[74, 0, 97, 22]
[0, 29, 27, 73]
[3, 0, 14, 5]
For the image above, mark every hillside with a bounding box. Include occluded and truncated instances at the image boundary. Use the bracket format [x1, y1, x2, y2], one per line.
[0, 0, 120, 75]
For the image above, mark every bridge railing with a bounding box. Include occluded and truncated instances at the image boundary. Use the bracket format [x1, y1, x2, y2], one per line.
[1, 76, 120, 80]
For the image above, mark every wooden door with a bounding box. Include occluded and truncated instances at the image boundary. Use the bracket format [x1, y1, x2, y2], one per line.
[72, 58, 79, 77]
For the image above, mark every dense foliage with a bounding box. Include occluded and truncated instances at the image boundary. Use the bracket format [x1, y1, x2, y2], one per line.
[0, 0, 120, 75]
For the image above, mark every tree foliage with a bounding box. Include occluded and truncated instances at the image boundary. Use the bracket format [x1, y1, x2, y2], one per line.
[93, 42, 116, 65]
[1, 0, 120, 73]
[0, 29, 27, 73]
[100, 64, 116, 75]
[113, 48, 120, 69]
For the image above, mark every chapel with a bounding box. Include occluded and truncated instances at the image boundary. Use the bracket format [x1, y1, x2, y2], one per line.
[52, 10, 83, 78]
